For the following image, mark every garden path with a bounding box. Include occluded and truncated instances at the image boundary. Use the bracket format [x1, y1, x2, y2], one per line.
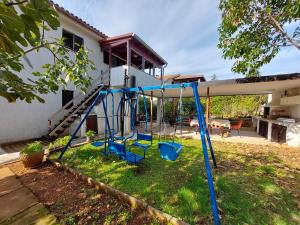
[0, 167, 57, 225]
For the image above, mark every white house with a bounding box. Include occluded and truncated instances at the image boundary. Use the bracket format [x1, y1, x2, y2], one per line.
[0, 2, 166, 144]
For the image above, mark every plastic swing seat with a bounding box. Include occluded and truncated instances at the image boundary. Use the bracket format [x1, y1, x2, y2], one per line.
[91, 141, 105, 147]
[114, 136, 125, 141]
[108, 141, 144, 164]
[132, 133, 152, 150]
[158, 142, 182, 161]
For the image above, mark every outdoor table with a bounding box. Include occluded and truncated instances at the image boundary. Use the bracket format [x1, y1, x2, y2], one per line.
[190, 118, 231, 137]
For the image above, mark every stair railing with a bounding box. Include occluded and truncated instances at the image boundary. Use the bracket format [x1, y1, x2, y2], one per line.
[48, 69, 110, 131]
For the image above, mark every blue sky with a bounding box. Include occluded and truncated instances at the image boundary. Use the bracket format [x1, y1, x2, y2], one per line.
[54, 0, 300, 80]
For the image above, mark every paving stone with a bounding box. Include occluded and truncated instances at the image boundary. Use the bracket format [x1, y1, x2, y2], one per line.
[0, 168, 15, 180]
[0, 187, 38, 222]
[0, 153, 20, 166]
[0, 176, 22, 197]
[0, 203, 58, 225]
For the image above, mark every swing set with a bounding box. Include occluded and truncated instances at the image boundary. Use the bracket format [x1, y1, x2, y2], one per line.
[58, 81, 220, 225]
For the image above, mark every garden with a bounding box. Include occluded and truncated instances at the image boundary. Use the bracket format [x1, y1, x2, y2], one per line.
[49, 136, 300, 225]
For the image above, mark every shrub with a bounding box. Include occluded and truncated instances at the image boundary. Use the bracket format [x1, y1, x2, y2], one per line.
[48, 135, 71, 149]
[21, 141, 43, 155]
[85, 130, 96, 138]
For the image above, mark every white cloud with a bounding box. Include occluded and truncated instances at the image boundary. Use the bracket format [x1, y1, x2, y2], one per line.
[54, 0, 300, 79]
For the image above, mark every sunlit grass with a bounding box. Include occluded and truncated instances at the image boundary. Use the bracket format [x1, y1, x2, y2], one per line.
[51, 139, 300, 225]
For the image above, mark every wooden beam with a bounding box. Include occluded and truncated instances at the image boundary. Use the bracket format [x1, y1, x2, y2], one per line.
[130, 41, 161, 67]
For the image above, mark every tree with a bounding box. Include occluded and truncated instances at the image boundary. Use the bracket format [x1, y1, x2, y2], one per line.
[211, 74, 218, 81]
[218, 0, 300, 77]
[0, 0, 95, 103]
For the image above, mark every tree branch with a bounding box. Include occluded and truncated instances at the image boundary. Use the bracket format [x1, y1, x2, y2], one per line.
[267, 14, 300, 50]
[5, 0, 28, 7]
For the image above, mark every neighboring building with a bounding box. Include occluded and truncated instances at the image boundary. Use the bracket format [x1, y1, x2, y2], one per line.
[163, 74, 206, 84]
[0, 2, 166, 144]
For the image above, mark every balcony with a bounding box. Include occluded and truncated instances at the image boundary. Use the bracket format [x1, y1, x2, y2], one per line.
[110, 65, 162, 87]
[100, 32, 167, 88]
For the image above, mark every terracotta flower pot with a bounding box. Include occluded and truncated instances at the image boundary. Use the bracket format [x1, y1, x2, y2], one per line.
[20, 150, 45, 168]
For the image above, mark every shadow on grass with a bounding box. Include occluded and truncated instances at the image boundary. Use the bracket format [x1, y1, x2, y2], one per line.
[52, 139, 300, 225]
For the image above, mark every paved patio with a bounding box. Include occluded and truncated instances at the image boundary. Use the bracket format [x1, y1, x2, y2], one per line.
[0, 167, 57, 225]
[153, 125, 281, 146]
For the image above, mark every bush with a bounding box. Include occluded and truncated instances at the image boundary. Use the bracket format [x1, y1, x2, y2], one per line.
[85, 130, 96, 138]
[21, 141, 43, 155]
[49, 135, 71, 149]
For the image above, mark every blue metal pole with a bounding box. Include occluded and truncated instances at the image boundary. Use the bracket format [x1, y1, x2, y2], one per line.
[192, 82, 220, 225]
[204, 124, 217, 168]
[194, 94, 217, 168]
[138, 87, 149, 132]
[100, 82, 195, 94]
[102, 93, 112, 138]
[58, 90, 104, 160]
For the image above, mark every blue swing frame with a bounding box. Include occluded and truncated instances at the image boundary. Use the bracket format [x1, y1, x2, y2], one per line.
[98, 89, 148, 164]
[58, 82, 220, 225]
[128, 87, 153, 155]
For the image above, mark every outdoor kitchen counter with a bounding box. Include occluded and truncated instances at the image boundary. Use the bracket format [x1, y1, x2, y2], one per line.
[253, 117, 300, 147]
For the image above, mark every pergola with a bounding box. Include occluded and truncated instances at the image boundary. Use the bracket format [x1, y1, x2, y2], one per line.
[149, 73, 300, 124]
[100, 33, 167, 76]
[149, 73, 300, 97]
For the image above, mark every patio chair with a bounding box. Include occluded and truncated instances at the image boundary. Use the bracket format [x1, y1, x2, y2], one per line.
[230, 120, 243, 136]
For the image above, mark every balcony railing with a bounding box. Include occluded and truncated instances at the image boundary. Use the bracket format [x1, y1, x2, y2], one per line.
[110, 65, 161, 87]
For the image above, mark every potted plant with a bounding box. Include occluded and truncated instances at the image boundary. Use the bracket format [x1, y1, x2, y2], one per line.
[20, 141, 44, 168]
[85, 130, 96, 143]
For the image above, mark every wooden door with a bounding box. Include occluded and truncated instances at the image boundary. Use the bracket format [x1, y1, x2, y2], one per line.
[86, 115, 98, 134]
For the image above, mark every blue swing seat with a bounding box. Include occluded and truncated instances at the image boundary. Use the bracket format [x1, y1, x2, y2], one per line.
[91, 141, 105, 147]
[158, 142, 182, 161]
[108, 141, 144, 164]
[131, 133, 152, 158]
[132, 133, 152, 149]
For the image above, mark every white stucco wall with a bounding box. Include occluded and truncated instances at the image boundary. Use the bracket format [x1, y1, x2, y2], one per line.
[289, 105, 300, 119]
[0, 13, 107, 144]
[80, 93, 131, 137]
[110, 66, 161, 87]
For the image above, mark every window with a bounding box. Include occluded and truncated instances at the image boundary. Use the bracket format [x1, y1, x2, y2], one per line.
[62, 90, 74, 109]
[62, 29, 84, 51]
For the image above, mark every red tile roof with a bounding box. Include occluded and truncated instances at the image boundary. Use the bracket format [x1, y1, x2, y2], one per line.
[50, 1, 108, 39]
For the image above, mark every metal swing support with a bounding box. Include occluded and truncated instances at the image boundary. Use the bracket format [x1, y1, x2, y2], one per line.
[58, 81, 220, 225]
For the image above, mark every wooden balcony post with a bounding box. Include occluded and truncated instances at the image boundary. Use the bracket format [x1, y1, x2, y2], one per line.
[142, 57, 145, 70]
[109, 47, 112, 68]
[108, 47, 112, 86]
[127, 40, 131, 67]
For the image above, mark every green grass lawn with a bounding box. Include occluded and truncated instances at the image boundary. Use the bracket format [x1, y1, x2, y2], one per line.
[51, 138, 300, 225]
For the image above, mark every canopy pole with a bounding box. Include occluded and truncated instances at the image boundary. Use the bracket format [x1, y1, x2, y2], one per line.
[150, 91, 153, 134]
[206, 87, 210, 126]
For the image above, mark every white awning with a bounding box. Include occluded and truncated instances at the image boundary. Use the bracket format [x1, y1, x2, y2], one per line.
[148, 73, 300, 98]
